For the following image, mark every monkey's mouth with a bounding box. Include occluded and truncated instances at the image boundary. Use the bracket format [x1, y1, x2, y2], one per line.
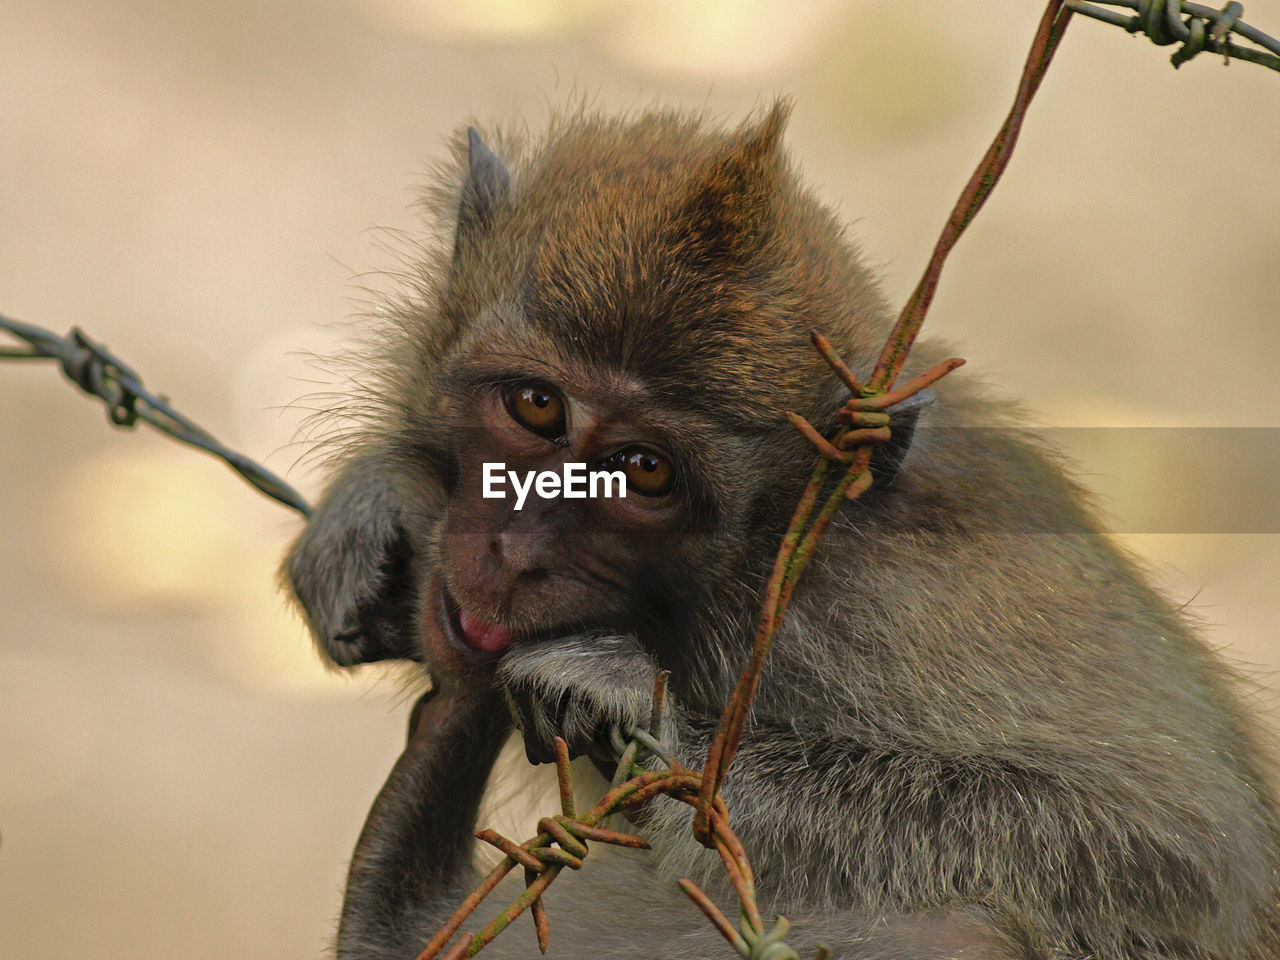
[438, 585, 516, 654]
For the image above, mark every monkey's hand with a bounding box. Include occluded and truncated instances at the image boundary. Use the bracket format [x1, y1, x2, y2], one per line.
[497, 634, 676, 768]
[285, 451, 420, 667]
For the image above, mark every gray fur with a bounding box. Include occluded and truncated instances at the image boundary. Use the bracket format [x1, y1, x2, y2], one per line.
[497, 633, 677, 764]
[285, 105, 1280, 960]
[284, 448, 418, 666]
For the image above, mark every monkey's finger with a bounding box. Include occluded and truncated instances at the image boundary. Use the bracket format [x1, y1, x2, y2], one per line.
[501, 687, 555, 764]
[560, 695, 611, 760]
[517, 688, 581, 765]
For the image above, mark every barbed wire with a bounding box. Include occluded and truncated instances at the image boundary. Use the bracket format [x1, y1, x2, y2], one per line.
[414, 316, 966, 960]
[416, 673, 830, 960]
[1065, 0, 1280, 70]
[2, 0, 1274, 954]
[0, 313, 312, 518]
[409, 2, 1075, 949]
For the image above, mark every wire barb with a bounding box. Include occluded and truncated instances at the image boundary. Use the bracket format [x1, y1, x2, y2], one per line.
[0, 313, 312, 517]
[1065, 0, 1280, 70]
[527, 867, 550, 954]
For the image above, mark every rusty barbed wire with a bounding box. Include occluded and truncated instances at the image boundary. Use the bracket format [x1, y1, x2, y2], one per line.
[415, 673, 830, 960]
[1065, 0, 1280, 70]
[691, 0, 1074, 845]
[0, 313, 312, 518]
[4, 0, 1268, 954]
[414, 4, 1081, 958]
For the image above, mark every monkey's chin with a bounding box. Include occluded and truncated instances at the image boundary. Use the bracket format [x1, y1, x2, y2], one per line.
[437, 583, 516, 655]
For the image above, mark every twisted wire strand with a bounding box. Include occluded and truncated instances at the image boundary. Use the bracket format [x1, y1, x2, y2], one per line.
[1, 313, 311, 517]
[1066, 0, 1280, 70]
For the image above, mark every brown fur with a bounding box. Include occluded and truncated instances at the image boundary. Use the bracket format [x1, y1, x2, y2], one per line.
[285, 103, 1280, 960]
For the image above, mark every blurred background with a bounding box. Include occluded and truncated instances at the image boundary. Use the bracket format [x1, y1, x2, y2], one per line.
[2, 2, 1278, 957]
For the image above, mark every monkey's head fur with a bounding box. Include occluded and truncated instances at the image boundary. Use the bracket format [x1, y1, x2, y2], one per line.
[338, 101, 900, 705]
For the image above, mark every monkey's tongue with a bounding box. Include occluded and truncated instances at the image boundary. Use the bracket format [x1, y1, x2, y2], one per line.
[457, 609, 516, 653]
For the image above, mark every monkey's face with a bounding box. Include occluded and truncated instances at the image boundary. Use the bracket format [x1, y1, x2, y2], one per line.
[289, 110, 887, 702]
[403, 334, 730, 674]
[378, 110, 863, 685]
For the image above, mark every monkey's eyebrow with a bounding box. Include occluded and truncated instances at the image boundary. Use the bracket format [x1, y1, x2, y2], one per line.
[447, 353, 644, 409]
[444, 343, 576, 385]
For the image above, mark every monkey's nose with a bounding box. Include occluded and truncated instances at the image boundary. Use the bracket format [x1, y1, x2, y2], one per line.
[488, 531, 550, 580]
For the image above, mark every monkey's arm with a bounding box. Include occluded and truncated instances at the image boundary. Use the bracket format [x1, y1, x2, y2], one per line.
[336, 685, 512, 960]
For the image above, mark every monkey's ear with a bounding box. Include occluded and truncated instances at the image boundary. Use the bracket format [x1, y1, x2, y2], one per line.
[682, 101, 790, 260]
[455, 127, 510, 248]
[870, 389, 934, 488]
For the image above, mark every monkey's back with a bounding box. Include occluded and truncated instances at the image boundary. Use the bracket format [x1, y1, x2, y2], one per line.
[746, 382, 1280, 960]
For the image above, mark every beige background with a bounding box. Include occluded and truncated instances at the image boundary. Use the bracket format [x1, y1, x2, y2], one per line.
[2, 2, 1278, 957]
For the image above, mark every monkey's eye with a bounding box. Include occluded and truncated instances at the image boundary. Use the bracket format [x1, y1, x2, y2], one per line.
[612, 448, 676, 497]
[505, 383, 566, 440]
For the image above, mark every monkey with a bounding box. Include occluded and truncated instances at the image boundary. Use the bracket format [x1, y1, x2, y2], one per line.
[285, 103, 1280, 960]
